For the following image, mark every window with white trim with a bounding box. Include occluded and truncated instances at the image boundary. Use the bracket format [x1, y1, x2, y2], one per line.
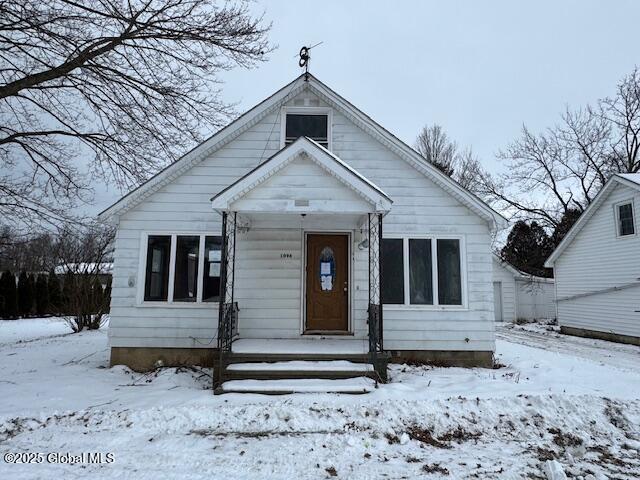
[382, 237, 464, 306]
[284, 113, 329, 148]
[616, 202, 635, 236]
[144, 236, 171, 301]
[142, 234, 221, 303]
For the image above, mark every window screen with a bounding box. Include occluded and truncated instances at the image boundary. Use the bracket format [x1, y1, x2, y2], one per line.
[618, 203, 635, 236]
[437, 239, 462, 305]
[381, 239, 404, 304]
[144, 236, 171, 301]
[203, 236, 222, 302]
[409, 239, 433, 305]
[173, 236, 199, 302]
[285, 114, 328, 147]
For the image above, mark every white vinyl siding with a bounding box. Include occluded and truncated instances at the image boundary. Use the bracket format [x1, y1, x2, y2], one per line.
[554, 182, 640, 338]
[491, 259, 516, 323]
[514, 278, 556, 321]
[108, 88, 496, 353]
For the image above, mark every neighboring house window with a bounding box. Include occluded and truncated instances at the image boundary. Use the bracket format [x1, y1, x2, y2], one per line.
[141, 234, 221, 304]
[617, 202, 635, 236]
[144, 236, 171, 301]
[284, 113, 329, 148]
[382, 237, 464, 307]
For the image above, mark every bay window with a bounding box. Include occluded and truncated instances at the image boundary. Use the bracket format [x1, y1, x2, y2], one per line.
[141, 234, 221, 304]
[381, 237, 464, 307]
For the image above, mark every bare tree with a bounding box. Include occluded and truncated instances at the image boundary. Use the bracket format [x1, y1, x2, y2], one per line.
[56, 223, 115, 332]
[453, 147, 485, 193]
[601, 67, 640, 174]
[415, 124, 457, 176]
[479, 67, 640, 230]
[0, 0, 271, 233]
[415, 124, 486, 193]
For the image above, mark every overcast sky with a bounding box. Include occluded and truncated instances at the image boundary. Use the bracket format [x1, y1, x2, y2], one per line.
[95, 0, 640, 213]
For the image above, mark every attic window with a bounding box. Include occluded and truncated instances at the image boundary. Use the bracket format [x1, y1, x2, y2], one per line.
[285, 113, 328, 148]
[617, 202, 635, 236]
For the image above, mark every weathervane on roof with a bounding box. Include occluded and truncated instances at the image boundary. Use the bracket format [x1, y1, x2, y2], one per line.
[298, 42, 323, 81]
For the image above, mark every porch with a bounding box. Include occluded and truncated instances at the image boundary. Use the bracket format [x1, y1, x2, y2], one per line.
[210, 137, 391, 393]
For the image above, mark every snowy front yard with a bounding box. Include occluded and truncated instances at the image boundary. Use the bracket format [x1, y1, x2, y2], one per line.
[1, 319, 639, 479]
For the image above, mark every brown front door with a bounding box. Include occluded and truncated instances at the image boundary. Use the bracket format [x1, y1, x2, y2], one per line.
[305, 234, 349, 332]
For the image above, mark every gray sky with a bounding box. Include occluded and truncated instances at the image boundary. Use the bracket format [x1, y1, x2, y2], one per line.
[95, 0, 640, 213]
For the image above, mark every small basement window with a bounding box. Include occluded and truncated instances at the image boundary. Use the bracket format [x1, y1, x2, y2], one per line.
[284, 113, 329, 148]
[617, 202, 635, 236]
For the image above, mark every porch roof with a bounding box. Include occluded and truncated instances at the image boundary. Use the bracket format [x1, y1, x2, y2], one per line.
[211, 137, 392, 215]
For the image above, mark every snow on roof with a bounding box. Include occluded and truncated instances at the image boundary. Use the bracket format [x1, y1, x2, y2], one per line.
[54, 263, 113, 275]
[617, 173, 640, 186]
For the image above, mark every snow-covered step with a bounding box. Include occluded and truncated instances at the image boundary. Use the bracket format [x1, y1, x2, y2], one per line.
[218, 377, 376, 395]
[228, 360, 374, 372]
[225, 360, 375, 380]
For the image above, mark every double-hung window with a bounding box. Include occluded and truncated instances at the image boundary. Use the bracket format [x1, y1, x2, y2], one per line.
[282, 108, 330, 149]
[142, 234, 222, 304]
[616, 201, 635, 237]
[382, 237, 464, 307]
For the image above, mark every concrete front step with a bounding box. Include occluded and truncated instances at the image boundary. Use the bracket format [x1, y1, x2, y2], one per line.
[225, 360, 375, 380]
[217, 377, 377, 395]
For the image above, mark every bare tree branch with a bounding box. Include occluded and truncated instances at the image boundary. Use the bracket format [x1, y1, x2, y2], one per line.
[0, 0, 272, 233]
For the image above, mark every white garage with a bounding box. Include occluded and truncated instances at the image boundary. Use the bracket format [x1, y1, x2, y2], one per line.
[492, 256, 556, 323]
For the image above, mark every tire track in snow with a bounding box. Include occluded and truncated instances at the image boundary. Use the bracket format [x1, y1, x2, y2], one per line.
[497, 326, 640, 371]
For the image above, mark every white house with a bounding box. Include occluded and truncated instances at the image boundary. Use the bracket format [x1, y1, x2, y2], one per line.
[98, 73, 506, 393]
[545, 173, 640, 345]
[492, 255, 556, 323]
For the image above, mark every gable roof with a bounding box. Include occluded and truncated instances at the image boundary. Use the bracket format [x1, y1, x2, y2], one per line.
[98, 73, 507, 230]
[545, 173, 640, 267]
[211, 136, 392, 213]
[493, 254, 554, 283]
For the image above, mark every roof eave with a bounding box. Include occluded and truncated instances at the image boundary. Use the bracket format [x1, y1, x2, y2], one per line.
[544, 174, 640, 266]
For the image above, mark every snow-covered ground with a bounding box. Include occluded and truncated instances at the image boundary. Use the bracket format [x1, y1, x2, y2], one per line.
[1, 318, 639, 479]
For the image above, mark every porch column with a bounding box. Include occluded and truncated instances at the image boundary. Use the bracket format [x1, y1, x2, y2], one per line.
[368, 212, 383, 355]
[216, 211, 238, 388]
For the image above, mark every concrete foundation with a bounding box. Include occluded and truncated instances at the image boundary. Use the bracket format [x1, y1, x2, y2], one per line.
[387, 350, 494, 368]
[560, 326, 640, 347]
[110, 347, 216, 372]
[111, 347, 495, 372]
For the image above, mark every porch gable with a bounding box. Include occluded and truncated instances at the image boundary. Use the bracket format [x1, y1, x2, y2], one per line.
[211, 136, 392, 215]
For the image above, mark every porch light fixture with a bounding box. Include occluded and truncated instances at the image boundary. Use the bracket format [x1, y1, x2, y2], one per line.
[357, 238, 370, 251]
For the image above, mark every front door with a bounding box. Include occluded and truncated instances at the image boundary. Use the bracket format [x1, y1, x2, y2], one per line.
[305, 234, 349, 332]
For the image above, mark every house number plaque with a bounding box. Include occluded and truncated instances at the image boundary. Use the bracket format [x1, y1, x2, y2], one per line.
[280, 253, 293, 259]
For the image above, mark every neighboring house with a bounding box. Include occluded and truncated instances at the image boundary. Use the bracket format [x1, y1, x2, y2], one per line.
[98, 73, 506, 393]
[492, 255, 555, 323]
[545, 173, 640, 346]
